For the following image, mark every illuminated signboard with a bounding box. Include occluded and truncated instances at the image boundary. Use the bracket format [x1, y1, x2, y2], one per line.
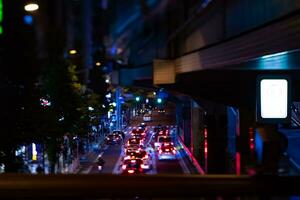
[256, 75, 291, 123]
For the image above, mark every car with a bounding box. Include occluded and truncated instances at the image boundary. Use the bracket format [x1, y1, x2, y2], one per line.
[126, 137, 143, 147]
[157, 143, 177, 160]
[143, 114, 151, 122]
[131, 128, 146, 139]
[112, 130, 125, 140]
[155, 129, 171, 140]
[123, 147, 151, 171]
[139, 123, 147, 130]
[138, 149, 151, 170]
[121, 159, 143, 174]
[124, 148, 149, 160]
[105, 133, 122, 145]
[154, 135, 172, 149]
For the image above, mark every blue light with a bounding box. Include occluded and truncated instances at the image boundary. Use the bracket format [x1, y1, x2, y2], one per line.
[23, 15, 33, 25]
[255, 129, 263, 163]
[258, 51, 289, 70]
[157, 98, 162, 104]
[110, 46, 117, 55]
[261, 51, 288, 59]
[135, 96, 140, 102]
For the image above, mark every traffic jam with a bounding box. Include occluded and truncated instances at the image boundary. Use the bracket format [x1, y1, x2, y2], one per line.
[117, 123, 178, 174]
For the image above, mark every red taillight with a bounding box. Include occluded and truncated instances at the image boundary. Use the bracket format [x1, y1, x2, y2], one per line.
[122, 165, 127, 170]
[144, 154, 149, 159]
[128, 170, 134, 174]
[172, 149, 176, 154]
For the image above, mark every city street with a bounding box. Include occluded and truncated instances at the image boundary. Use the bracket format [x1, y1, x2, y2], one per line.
[78, 108, 199, 175]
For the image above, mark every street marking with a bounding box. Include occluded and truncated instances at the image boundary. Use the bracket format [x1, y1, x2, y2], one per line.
[112, 150, 124, 174]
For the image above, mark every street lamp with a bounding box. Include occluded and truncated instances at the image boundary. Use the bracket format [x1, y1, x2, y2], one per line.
[135, 96, 140, 102]
[69, 49, 77, 55]
[95, 62, 101, 66]
[24, 3, 39, 12]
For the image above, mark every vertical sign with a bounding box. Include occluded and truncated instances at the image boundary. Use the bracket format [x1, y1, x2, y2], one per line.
[256, 75, 291, 123]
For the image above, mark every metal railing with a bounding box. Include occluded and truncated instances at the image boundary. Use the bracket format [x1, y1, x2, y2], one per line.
[0, 174, 300, 199]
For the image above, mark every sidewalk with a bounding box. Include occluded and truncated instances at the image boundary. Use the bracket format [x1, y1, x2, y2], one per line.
[75, 139, 107, 174]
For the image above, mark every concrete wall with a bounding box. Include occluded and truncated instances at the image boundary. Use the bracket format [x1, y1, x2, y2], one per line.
[225, 0, 300, 37]
[191, 100, 205, 162]
[172, 0, 300, 57]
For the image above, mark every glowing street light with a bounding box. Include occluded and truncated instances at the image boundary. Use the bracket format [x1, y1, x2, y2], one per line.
[69, 49, 77, 55]
[95, 62, 101, 66]
[24, 3, 39, 12]
[135, 96, 140, 102]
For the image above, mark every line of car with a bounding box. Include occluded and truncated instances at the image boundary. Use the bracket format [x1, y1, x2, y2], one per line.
[153, 126, 177, 160]
[104, 124, 178, 174]
[121, 124, 152, 174]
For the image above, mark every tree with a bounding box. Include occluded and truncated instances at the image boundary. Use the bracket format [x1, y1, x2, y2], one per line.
[0, 1, 42, 172]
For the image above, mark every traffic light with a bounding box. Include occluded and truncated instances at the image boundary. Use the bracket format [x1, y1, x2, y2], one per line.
[157, 98, 162, 104]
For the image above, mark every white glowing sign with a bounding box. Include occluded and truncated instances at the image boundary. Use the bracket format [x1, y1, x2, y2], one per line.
[260, 79, 288, 119]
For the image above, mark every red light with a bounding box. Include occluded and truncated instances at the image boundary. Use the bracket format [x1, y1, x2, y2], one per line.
[204, 140, 208, 154]
[172, 149, 176, 154]
[249, 127, 255, 151]
[204, 128, 208, 138]
[128, 170, 134, 174]
[159, 149, 162, 154]
[236, 152, 241, 175]
[122, 165, 127, 170]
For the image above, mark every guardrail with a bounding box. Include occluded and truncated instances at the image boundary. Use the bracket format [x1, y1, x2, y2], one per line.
[0, 174, 300, 199]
